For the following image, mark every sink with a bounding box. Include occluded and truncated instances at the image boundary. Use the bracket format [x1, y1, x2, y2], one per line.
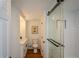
[19, 38, 27, 45]
[18, 38, 28, 57]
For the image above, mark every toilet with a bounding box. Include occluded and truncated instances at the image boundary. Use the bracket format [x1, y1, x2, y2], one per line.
[32, 39, 38, 53]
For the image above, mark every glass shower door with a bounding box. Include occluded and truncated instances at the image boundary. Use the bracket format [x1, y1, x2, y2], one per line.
[47, 2, 64, 58]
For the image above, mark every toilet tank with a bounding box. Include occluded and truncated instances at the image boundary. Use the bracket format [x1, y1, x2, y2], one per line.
[32, 39, 38, 44]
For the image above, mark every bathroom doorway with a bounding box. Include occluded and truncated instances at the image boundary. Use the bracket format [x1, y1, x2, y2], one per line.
[26, 20, 41, 50]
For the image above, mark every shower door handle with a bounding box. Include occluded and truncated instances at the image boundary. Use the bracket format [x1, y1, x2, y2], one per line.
[65, 20, 66, 29]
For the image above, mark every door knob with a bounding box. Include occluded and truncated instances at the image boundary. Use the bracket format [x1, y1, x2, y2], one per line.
[20, 36, 22, 39]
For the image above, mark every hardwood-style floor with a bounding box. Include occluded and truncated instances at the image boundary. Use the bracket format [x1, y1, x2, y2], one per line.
[25, 49, 43, 58]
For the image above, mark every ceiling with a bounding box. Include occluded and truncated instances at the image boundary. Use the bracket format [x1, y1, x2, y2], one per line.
[11, 0, 56, 20]
[11, 0, 79, 20]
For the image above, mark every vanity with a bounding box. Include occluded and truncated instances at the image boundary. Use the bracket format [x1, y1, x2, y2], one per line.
[19, 38, 27, 58]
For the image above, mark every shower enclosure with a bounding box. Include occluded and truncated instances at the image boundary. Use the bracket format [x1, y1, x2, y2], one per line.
[47, 0, 65, 58]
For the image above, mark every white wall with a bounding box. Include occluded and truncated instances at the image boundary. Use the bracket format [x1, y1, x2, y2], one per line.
[7, 0, 11, 57]
[10, 4, 22, 58]
[63, 0, 79, 58]
[40, 12, 48, 57]
[26, 20, 41, 49]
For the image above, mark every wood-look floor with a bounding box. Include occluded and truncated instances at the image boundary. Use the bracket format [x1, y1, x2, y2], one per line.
[25, 49, 43, 58]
